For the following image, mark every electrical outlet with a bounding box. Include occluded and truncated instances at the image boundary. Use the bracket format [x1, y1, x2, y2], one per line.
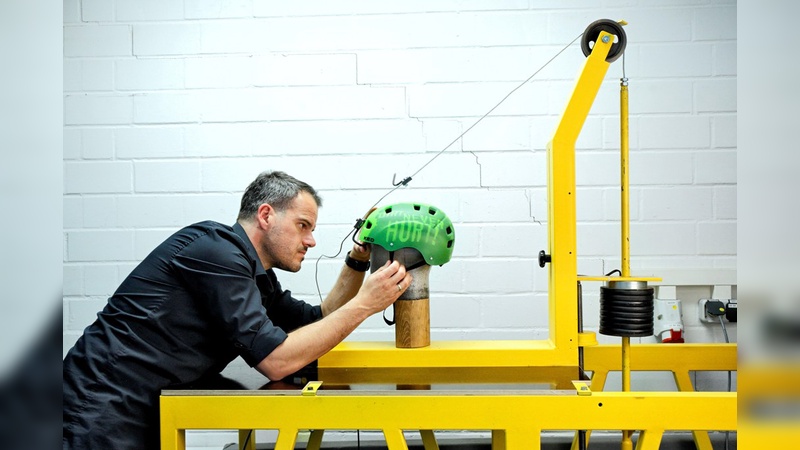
[725, 299, 737, 322]
[698, 299, 726, 323]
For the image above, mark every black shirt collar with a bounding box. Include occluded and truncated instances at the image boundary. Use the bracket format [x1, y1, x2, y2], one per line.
[232, 222, 268, 278]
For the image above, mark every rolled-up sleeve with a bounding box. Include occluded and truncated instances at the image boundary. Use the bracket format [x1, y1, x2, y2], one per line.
[260, 271, 322, 333]
[237, 317, 288, 367]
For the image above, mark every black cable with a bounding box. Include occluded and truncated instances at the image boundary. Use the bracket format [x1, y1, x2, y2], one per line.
[718, 315, 730, 344]
[314, 226, 358, 303]
[719, 315, 731, 450]
[577, 280, 587, 450]
[403, 32, 585, 184]
[240, 429, 252, 450]
[350, 32, 586, 217]
[310, 31, 585, 312]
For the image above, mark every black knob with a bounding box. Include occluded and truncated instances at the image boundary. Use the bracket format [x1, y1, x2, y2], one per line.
[538, 250, 551, 268]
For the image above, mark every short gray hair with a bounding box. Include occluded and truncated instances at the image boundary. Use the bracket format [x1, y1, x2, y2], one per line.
[237, 171, 322, 221]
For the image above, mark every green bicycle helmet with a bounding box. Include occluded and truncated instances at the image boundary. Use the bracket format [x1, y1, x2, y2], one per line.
[358, 202, 455, 266]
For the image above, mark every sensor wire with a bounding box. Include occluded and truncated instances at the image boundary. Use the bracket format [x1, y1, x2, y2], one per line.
[312, 32, 585, 302]
[406, 32, 584, 183]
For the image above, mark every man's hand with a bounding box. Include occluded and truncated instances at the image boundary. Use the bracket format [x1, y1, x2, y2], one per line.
[258, 260, 411, 381]
[355, 260, 412, 314]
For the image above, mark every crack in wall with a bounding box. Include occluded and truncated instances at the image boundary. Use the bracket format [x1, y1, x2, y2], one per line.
[524, 189, 542, 225]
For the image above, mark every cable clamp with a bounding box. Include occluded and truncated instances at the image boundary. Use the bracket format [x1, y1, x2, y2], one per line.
[392, 174, 412, 187]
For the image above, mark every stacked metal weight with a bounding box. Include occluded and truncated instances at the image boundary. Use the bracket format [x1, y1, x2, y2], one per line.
[599, 280, 654, 337]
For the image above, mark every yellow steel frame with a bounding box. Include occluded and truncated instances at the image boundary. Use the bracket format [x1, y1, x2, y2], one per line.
[317, 29, 614, 370]
[576, 343, 736, 450]
[161, 390, 735, 450]
[159, 29, 738, 449]
[583, 344, 737, 391]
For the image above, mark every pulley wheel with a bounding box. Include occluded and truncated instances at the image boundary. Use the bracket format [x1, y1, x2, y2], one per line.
[581, 19, 627, 63]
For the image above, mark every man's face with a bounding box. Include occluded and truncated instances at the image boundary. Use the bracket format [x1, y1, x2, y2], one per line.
[262, 192, 318, 272]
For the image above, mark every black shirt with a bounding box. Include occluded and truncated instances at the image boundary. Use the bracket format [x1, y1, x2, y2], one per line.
[63, 221, 322, 449]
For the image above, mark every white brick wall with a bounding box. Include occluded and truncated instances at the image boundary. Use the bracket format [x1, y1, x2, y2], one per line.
[62, 2, 738, 436]
[65, 94, 133, 125]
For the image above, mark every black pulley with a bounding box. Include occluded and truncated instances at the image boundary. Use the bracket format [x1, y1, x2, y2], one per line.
[599, 282, 654, 337]
[581, 19, 627, 63]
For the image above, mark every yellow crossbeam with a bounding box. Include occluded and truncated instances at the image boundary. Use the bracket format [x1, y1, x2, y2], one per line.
[160, 391, 736, 450]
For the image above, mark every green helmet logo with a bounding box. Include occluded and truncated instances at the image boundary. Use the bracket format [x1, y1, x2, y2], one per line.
[358, 202, 455, 266]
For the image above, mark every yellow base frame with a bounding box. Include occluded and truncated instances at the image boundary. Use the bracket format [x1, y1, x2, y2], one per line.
[575, 343, 736, 450]
[161, 390, 735, 450]
[159, 343, 736, 449]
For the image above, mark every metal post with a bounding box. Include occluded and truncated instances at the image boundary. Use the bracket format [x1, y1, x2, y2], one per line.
[619, 75, 633, 450]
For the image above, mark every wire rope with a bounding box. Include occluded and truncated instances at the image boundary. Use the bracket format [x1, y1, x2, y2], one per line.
[312, 32, 585, 303]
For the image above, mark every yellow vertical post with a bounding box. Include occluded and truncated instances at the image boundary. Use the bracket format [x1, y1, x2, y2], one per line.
[546, 31, 614, 361]
[420, 430, 440, 450]
[159, 397, 185, 450]
[274, 429, 299, 450]
[621, 336, 632, 450]
[634, 429, 664, 450]
[307, 430, 325, 450]
[383, 428, 410, 450]
[238, 429, 256, 450]
[506, 428, 541, 449]
[620, 77, 630, 279]
[491, 430, 506, 450]
[619, 74, 633, 450]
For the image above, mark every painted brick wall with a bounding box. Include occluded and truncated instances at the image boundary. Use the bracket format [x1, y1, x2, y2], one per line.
[62, 0, 737, 413]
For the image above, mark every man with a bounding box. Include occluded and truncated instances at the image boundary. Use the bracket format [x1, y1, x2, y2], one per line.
[63, 171, 412, 449]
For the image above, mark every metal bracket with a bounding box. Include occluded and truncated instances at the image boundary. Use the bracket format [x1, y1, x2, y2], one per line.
[572, 380, 592, 396]
[578, 331, 598, 347]
[302, 381, 323, 396]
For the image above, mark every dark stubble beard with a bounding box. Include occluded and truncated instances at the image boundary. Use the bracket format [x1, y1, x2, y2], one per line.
[262, 238, 303, 273]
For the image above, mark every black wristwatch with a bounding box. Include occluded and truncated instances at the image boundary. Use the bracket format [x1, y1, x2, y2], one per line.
[345, 251, 370, 272]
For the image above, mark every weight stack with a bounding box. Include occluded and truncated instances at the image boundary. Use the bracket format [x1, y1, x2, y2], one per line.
[599, 280, 654, 337]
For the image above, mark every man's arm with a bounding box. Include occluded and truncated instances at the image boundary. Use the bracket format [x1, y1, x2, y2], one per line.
[255, 260, 411, 381]
[320, 243, 371, 317]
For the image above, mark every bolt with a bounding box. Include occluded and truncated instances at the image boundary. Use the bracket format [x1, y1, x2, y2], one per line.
[601, 35, 611, 43]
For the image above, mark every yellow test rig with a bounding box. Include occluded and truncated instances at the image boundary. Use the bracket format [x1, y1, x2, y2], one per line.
[161, 20, 736, 450]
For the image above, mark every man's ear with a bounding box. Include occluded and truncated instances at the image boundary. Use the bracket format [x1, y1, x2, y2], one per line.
[256, 203, 274, 229]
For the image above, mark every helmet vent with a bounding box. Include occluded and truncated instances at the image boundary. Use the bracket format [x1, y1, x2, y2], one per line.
[384, 207, 393, 214]
[428, 207, 437, 215]
[413, 204, 421, 211]
[446, 226, 453, 234]
[447, 240, 453, 248]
